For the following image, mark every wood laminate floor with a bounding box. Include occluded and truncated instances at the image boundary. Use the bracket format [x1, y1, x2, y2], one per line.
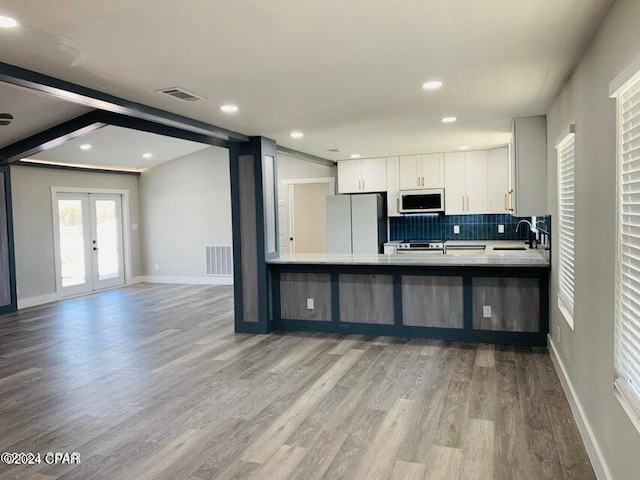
[0, 284, 594, 480]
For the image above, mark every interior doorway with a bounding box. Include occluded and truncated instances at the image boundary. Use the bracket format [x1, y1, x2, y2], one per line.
[279, 178, 335, 254]
[53, 191, 125, 297]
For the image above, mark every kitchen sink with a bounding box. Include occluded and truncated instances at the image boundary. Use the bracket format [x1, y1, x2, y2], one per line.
[492, 247, 528, 251]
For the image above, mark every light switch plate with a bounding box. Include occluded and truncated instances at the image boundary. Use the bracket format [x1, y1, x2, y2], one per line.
[453, 225, 460, 235]
[483, 305, 492, 318]
[307, 298, 314, 310]
[498, 224, 505, 234]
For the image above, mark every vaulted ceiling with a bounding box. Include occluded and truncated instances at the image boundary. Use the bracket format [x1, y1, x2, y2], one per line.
[0, 0, 615, 160]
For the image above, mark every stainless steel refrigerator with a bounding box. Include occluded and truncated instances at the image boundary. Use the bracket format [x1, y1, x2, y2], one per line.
[326, 194, 387, 254]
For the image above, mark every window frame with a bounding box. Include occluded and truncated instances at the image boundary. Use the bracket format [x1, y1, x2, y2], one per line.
[556, 126, 576, 329]
[612, 66, 640, 432]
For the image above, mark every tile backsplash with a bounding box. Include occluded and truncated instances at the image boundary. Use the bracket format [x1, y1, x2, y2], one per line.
[390, 214, 551, 241]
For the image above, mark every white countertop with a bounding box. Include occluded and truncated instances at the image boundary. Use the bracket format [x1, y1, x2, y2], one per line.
[268, 241, 550, 268]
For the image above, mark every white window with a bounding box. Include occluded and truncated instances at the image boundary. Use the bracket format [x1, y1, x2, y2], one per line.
[614, 71, 640, 426]
[556, 128, 576, 328]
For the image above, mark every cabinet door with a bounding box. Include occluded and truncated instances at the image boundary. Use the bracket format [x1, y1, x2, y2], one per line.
[361, 157, 387, 192]
[399, 155, 421, 190]
[421, 153, 444, 188]
[386, 156, 402, 217]
[488, 147, 509, 213]
[444, 152, 466, 214]
[337, 160, 362, 193]
[464, 150, 489, 213]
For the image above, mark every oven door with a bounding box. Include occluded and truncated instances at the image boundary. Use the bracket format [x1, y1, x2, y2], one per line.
[399, 189, 444, 213]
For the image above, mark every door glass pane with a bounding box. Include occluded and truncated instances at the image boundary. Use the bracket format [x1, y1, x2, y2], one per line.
[95, 200, 120, 280]
[58, 199, 86, 287]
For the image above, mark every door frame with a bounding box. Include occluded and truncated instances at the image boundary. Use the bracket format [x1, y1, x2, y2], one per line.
[279, 177, 335, 254]
[51, 187, 132, 297]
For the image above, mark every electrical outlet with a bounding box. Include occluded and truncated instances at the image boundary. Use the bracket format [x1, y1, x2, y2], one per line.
[483, 305, 492, 318]
[498, 224, 505, 234]
[453, 225, 460, 235]
[307, 298, 314, 310]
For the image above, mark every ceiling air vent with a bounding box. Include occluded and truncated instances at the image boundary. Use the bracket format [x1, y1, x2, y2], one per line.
[326, 148, 342, 153]
[156, 87, 206, 102]
[0, 113, 13, 126]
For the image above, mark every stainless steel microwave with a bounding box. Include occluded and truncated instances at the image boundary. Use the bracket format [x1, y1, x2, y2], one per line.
[399, 189, 445, 213]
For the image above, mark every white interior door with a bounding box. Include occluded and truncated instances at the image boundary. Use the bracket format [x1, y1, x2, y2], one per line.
[55, 192, 124, 296]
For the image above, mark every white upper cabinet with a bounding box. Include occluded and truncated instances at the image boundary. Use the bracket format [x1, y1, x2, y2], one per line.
[399, 153, 444, 190]
[444, 151, 489, 215]
[488, 147, 510, 213]
[444, 152, 466, 214]
[337, 158, 387, 194]
[386, 156, 402, 217]
[510, 116, 548, 215]
[337, 160, 362, 193]
[361, 157, 387, 192]
[399, 155, 421, 189]
[464, 150, 489, 213]
[421, 153, 444, 189]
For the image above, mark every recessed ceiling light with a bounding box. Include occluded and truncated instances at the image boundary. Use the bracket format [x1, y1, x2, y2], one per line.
[422, 80, 443, 90]
[350, 154, 361, 159]
[290, 131, 304, 139]
[459, 145, 470, 150]
[0, 16, 19, 28]
[441, 116, 457, 123]
[220, 104, 239, 113]
[142, 153, 153, 159]
[80, 144, 92, 151]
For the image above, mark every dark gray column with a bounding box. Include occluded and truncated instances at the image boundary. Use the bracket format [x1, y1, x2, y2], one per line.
[0, 166, 17, 314]
[229, 137, 279, 333]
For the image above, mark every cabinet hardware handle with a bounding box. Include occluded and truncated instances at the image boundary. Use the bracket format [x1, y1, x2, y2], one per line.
[466, 196, 470, 212]
[396, 198, 400, 212]
[462, 195, 465, 212]
[417, 176, 420, 187]
[422, 177, 425, 187]
[504, 193, 508, 211]
[363, 180, 365, 190]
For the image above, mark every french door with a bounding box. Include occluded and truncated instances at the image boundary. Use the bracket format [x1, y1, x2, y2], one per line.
[55, 193, 125, 296]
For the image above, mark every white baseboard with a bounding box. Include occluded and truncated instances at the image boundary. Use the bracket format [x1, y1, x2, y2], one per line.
[16, 276, 165, 309]
[140, 275, 233, 285]
[17, 292, 60, 310]
[548, 335, 613, 480]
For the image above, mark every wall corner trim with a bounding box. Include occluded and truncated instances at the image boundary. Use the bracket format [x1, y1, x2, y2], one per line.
[548, 335, 613, 480]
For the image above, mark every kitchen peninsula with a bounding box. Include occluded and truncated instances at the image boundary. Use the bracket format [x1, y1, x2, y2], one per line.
[268, 241, 549, 346]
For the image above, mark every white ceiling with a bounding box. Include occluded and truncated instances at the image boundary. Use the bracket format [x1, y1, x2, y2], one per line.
[25, 125, 209, 171]
[0, 82, 89, 148]
[0, 0, 614, 160]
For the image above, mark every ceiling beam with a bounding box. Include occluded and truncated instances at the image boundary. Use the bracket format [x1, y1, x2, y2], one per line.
[0, 61, 249, 143]
[277, 145, 336, 167]
[0, 110, 107, 165]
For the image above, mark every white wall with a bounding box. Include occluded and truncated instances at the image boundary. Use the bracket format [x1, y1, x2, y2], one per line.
[546, 0, 640, 478]
[139, 146, 232, 281]
[11, 165, 141, 302]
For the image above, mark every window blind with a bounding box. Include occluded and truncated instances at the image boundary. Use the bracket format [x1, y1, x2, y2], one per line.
[557, 134, 575, 323]
[616, 74, 640, 420]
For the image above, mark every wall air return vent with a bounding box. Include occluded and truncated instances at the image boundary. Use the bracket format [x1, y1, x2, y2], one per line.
[156, 87, 206, 102]
[205, 245, 233, 276]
